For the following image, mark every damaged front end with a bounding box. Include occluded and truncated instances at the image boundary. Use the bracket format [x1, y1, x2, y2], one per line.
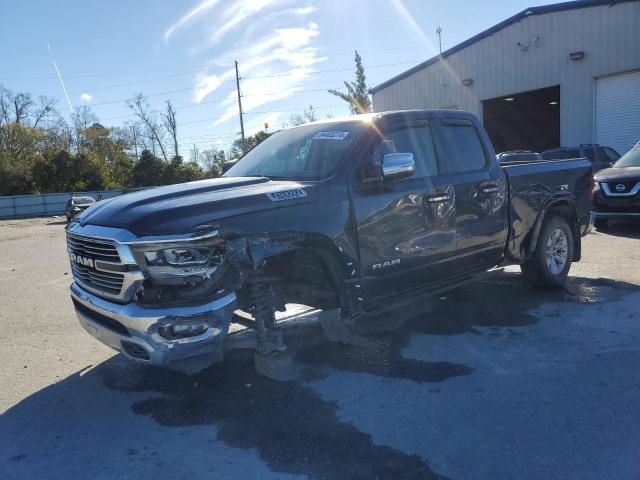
[68, 222, 347, 375]
[67, 225, 243, 374]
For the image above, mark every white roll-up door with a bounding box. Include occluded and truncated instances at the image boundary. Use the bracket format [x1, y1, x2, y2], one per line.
[595, 70, 640, 155]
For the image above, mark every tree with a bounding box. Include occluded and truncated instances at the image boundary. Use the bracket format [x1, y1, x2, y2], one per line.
[162, 101, 179, 158]
[132, 150, 164, 187]
[289, 105, 317, 126]
[72, 106, 98, 153]
[328, 50, 371, 114]
[200, 149, 227, 177]
[231, 130, 270, 158]
[127, 93, 169, 161]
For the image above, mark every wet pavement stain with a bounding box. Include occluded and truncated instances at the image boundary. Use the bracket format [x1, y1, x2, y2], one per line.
[98, 272, 636, 480]
[101, 352, 448, 480]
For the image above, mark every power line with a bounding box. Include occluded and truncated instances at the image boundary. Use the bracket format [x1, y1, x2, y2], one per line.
[243, 59, 424, 80]
[1, 44, 429, 82]
[65, 57, 425, 110]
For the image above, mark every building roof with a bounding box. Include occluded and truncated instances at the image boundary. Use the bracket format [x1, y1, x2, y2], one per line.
[370, 0, 637, 94]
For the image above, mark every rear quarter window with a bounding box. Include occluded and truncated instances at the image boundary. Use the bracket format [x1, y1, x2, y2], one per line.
[438, 121, 487, 173]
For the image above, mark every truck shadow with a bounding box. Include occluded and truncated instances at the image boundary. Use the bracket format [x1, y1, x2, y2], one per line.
[1, 272, 636, 480]
[596, 221, 640, 239]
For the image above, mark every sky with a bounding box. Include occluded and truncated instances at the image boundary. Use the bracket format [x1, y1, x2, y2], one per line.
[0, 0, 558, 158]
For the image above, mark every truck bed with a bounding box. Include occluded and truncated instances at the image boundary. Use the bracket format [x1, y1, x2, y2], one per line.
[501, 157, 593, 263]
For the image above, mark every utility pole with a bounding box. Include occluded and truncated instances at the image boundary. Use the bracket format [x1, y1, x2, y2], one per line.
[234, 60, 245, 146]
[436, 25, 444, 89]
[130, 125, 138, 160]
[192, 144, 198, 164]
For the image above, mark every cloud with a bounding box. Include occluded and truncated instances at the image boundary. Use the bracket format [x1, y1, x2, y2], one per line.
[164, 0, 221, 42]
[169, 1, 324, 137]
[210, 0, 279, 46]
[79, 92, 93, 103]
[193, 74, 224, 103]
[291, 6, 316, 15]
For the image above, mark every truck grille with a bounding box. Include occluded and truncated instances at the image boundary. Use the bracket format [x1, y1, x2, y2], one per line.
[66, 234, 121, 262]
[70, 263, 124, 295]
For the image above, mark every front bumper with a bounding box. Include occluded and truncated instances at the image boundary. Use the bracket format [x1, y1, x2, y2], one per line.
[593, 190, 639, 220]
[70, 282, 236, 372]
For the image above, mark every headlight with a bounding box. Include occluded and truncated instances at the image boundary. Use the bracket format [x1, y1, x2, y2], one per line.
[129, 235, 224, 286]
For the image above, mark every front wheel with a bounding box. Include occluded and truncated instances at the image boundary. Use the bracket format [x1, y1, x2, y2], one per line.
[521, 216, 573, 288]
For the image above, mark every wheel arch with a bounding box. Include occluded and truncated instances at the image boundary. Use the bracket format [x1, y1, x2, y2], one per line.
[527, 198, 581, 262]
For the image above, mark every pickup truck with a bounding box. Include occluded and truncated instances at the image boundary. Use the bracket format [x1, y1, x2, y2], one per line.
[66, 110, 593, 375]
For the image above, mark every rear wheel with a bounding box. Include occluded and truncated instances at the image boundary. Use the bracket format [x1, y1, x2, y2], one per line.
[521, 216, 573, 288]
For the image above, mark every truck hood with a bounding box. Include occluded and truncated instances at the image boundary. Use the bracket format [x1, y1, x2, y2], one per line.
[594, 166, 640, 182]
[78, 176, 318, 236]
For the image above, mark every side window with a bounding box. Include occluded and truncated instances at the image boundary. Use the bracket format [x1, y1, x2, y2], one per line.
[438, 121, 487, 173]
[604, 147, 620, 162]
[375, 125, 439, 177]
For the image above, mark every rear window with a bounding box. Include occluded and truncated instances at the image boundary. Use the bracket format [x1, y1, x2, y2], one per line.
[438, 121, 487, 173]
[72, 196, 95, 204]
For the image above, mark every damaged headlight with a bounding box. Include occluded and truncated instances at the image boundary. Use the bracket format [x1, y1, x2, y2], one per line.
[129, 233, 225, 286]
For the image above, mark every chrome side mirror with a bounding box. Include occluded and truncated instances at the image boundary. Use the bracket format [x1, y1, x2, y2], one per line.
[382, 153, 415, 181]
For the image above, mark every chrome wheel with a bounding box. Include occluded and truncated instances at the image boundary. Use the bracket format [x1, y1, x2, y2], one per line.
[545, 228, 568, 275]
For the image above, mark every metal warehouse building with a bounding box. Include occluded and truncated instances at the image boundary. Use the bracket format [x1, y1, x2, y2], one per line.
[370, 0, 640, 155]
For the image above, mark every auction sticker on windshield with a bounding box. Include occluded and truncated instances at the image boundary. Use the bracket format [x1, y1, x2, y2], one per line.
[267, 188, 308, 202]
[312, 131, 349, 140]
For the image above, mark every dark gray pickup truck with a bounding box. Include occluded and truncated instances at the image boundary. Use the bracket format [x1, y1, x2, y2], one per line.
[66, 110, 593, 374]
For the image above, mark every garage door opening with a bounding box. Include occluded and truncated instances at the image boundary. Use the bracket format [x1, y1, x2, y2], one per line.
[482, 86, 560, 154]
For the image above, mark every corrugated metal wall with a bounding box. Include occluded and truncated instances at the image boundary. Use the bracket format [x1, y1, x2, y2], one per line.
[372, 1, 640, 147]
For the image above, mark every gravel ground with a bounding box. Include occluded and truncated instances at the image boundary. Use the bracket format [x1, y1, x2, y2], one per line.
[1, 217, 639, 479]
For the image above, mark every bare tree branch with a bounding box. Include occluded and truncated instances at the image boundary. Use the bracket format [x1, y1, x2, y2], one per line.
[162, 101, 179, 158]
[127, 93, 168, 161]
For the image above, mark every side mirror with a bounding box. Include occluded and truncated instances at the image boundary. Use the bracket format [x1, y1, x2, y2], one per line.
[382, 153, 415, 181]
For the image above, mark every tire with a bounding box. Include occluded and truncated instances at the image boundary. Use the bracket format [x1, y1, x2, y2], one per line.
[521, 215, 573, 288]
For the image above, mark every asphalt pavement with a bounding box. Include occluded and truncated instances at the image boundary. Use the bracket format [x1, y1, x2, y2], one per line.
[1, 217, 639, 480]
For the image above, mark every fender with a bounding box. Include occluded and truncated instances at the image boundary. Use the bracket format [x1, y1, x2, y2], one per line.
[225, 231, 363, 314]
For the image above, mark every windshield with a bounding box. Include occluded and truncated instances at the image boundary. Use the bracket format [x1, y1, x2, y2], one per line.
[224, 122, 366, 180]
[72, 196, 95, 204]
[614, 142, 640, 167]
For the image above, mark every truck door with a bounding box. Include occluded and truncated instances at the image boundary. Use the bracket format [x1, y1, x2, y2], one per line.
[351, 120, 457, 300]
[433, 117, 508, 272]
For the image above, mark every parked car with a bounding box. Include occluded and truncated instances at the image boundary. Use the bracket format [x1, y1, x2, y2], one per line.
[541, 144, 620, 172]
[65, 195, 96, 222]
[65, 110, 593, 375]
[593, 141, 640, 228]
[497, 150, 543, 164]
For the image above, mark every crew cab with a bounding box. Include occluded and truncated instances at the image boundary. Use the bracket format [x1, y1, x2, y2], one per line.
[593, 140, 640, 228]
[66, 110, 593, 375]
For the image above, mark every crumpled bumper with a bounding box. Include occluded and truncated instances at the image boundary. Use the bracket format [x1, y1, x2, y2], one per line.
[70, 282, 236, 373]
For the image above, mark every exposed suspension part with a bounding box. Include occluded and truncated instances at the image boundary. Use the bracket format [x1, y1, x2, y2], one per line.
[244, 276, 285, 354]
